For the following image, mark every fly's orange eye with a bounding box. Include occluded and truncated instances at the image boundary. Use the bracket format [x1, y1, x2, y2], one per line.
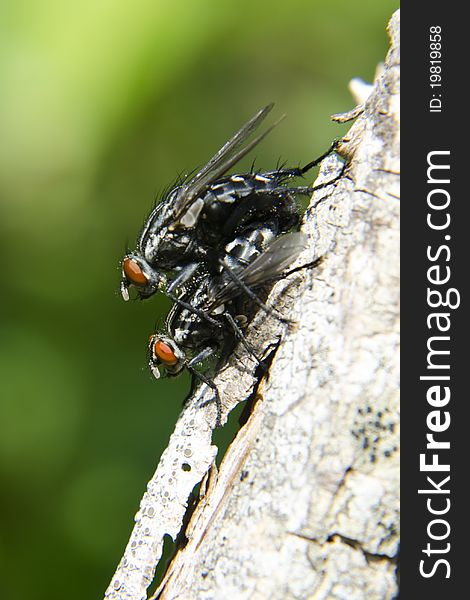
[123, 258, 148, 286]
[153, 340, 178, 366]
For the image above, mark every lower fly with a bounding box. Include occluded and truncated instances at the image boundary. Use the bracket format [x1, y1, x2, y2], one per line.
[148, 232, 308, 426]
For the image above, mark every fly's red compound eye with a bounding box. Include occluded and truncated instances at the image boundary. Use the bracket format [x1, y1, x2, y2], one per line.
[123, 258, 148, 286]
[153, 340, 178, 366]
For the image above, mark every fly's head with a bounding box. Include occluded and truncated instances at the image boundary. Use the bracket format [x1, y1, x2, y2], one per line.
[148, 334, 185, 378]
[120, 254, 167, 301]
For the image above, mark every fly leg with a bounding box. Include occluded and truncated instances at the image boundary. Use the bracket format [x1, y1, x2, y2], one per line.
[186, 347, 222, 427]
[271, 161, 346, 199]
[167, 263, 199, 294]
[299, 138, 341, 174]
[223, 312, 267, 372]
[267, 139, 344, 199]
[266, 139, 341, 182]
[217, 258, 292, 325]
[166, 292, 222, 328]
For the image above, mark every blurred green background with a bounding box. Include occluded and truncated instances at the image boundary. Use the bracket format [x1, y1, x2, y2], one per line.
[0, 1, 398, 597]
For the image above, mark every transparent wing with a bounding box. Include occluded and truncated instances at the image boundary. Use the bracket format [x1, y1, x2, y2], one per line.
[207, 231, 308, 308]
[173, 104, 281, 220]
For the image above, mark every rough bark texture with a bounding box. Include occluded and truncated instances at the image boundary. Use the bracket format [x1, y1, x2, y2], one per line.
[105, 10, 400, 600]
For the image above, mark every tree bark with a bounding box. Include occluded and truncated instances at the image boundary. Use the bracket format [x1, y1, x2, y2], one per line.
[105, 9, 400, 600]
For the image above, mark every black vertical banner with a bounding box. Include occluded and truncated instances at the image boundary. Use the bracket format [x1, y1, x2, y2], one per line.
[401, 4, 465, 598]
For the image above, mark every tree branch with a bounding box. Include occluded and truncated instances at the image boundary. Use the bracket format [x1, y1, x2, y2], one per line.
[105, 9, 400, 599]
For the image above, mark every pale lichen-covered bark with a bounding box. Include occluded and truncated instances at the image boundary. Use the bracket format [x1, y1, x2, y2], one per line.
[105, 9, 400, 600]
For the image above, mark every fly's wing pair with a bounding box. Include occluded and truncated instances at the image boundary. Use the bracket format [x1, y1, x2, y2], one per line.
[206, 231, 309, 310]
[172, 104, 283, 223]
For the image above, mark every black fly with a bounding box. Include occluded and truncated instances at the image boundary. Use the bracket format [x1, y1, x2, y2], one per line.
[119, 105, 342, 426]
[120, 104, 336, 308]
[147, 231, 308, 426]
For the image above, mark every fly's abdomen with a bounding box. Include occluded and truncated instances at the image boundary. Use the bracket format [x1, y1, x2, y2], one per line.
[200, 173, 278, 226]
[222, 225, 277, 273]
